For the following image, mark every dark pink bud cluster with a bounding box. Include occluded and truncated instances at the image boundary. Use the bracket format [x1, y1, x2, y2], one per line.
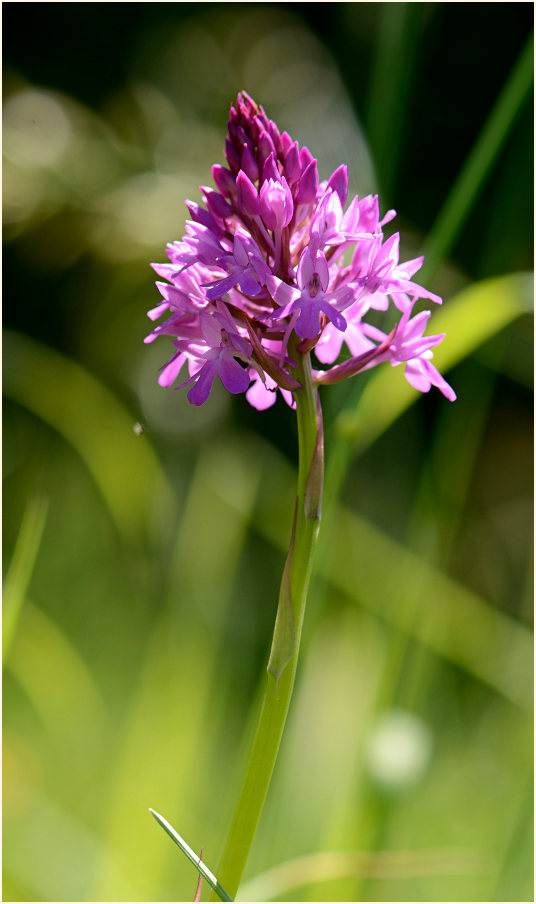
[147, 92, 455, 408]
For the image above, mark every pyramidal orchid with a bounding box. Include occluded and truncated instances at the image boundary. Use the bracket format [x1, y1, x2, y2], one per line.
[146, 93, 455, 902]
[147, 91, 455, 409]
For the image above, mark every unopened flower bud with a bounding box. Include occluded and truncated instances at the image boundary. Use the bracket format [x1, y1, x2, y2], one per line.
[284, 142, 301, 184]
[327, 165, 348, 206]
[185, 200, 219, 231]
[258, 130, 276, 167]
[241, 145, 259, 183]
[205, 189, 233, 220]
[236, 170, 260, 216]
[295, 159, 319, 204]
[212, 164, 236, 197]
[225, 137, 241, 173]
[262, 152, 280, 184]
[299, 146, 314, 168]
[267, 120, 282, 156]
[250, 115, 264, 144]
[259, 177, 294, 230]
[280, 131, 293, 156]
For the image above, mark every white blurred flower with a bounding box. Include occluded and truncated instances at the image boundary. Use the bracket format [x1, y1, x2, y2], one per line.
[365, 709, 433, 789]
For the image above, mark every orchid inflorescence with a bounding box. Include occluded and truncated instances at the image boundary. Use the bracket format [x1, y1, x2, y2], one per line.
[146, 91, 455, 408]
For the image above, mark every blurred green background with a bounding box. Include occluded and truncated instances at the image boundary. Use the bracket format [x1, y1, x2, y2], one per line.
[2, 3, 533, 902]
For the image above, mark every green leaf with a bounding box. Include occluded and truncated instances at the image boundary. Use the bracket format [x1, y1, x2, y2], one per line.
[149, 809, 233, 902]
[3, 495, 48, 663]
[3, 330, 173, 542]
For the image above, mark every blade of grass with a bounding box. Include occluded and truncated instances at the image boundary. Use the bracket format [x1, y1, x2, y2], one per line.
[2, 495, 48, 662]
[92, 439, 261, 901]
[3, 330, 173, 543]
[365, 2, 425, 202]
[239, 847, 488, 902]
[149, 809, 233, 902]
[2, 784, 129, 902]
[320, 499, 533, 708]
[375, 360, 500, 718]
[6, 602, 108, 755]
[420, 31, 534, 282]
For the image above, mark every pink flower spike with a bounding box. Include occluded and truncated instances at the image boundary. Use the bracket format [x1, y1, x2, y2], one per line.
[148, 92, 453, 407]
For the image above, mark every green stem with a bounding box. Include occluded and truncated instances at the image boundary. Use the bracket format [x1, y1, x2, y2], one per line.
[210, 352, 323, 901]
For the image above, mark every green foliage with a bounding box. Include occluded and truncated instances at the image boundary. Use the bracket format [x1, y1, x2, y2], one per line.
[3, 5, 533, 902]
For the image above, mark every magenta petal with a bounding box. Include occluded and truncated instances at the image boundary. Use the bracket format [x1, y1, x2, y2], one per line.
[297, 247, 315, 289]
[205, 274, 237, 300]
[404, 359, 432, 393]
[295, 302, 321, 339]
[421, 359, 457, 401]
[218, 356, 251, 395]
[187, 361, 218, 405]
[246, 373, 277, 410]
[151, 262, 180, 280]
[238, 269, 263, 295]
[397, 255, 424, 279]
[314, 328, 344, 364]
[326, 164, 348, 206]
[266, 274, 300, 308]
[319, 300, 346, 332]
[148, 301, 170, 321]
[158, 351, 187, 387]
